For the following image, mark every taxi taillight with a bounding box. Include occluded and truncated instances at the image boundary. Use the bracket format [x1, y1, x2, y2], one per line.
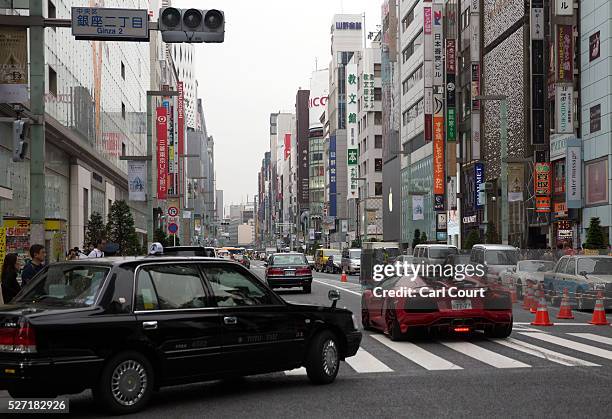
[0, 319, 37, 353]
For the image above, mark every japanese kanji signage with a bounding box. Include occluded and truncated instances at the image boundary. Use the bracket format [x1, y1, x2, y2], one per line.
[156, 107, 168, 200]
[534, 162, 552, 196]
[557, 25, 573, 82]
[71, 8, 149, 41]
[347, 149, 359, 165]
[329, 136, 337, 217]
[346, 64, 359, 199]
[177, 82, 185, 197]
[433, 115, 445, 208]
[432, 3, 444, 86]
[555, 0, 572, 16]
[362, 73, 375, 109]
[0, 26, 28, 103]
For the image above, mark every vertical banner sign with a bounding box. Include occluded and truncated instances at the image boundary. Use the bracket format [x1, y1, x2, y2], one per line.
[156, 107, 168, 200]
[471, 113, 481, 161]
[163, 101, 174, 177]
[329, 136, 337, 217]
[128, 160, 147, 201]
[557, 25, 573, 82]
[471, 64, 480, 111]
[507, 163, 524, 202]
[446, 39, 456, 142]
[432, 3, 444, 86]
[346, 64, 359, 199]
[412, 195, 425, 220]
[534, 163, 552, 195]
[566, 140, 582, 208]
[284, 134, 291, 160]
[424, 6, 433, 142]
[0, 27, 28, 103]
[474, 163, 485, 209]
[531, 0, 545, 145]
[433, 106, 445, 210]
[469, 13, 480, 62]
[555, 85, 573, 133]
[555, 0, 572, 16]
[177, 82, 185, 197]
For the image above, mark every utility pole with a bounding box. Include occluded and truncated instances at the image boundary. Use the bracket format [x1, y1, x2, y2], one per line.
[29, 0, 46, 247]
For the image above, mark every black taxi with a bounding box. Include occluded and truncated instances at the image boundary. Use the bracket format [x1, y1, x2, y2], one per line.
[0, 246, 361, 414]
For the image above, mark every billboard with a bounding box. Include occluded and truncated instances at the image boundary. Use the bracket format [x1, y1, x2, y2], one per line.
[156, 107, 168, 200]
[309, 69, 329, 129]
[566, 140, 581, 208]
[555, 84, 573, 134]
[128, 160, 146, 202]
[0, 26, 28, 103]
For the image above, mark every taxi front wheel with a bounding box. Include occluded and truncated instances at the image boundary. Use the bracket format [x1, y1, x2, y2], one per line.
[306, 330, 340, 385]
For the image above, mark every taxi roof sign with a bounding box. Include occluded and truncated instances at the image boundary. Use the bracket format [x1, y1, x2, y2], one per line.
[72, 7, 149, 42]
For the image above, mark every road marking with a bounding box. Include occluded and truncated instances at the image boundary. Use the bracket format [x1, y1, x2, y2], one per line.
[345, 348, 393, 373]
[491, 338, 599, 367]
[371, 335, 463, 370]
[520, 333, 612, 360]
[515, 322, 593, 326]
[567, 333, 612, 347]
[441, 341, 531, 369]
[284, 367, 307, 375]
[313, 279, 362, 296]
[513, 325, 548, 333]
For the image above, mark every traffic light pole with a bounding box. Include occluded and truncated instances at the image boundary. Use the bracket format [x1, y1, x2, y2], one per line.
[29, 0, 46, 247]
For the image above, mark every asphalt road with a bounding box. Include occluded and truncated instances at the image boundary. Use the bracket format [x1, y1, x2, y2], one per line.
[2, 260, 611, 418]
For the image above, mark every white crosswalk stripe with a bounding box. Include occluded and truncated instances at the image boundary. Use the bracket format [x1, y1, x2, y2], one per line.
[520, 333, 612, 361]
[491, 338, 599, 367]
[371, 335, 463, 370]
[345, 348, 393, 373]
[440, 341, 531, 368]
[567, 333, 612, 347]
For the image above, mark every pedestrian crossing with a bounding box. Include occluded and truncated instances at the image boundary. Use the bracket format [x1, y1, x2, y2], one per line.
[282, 330, 612, 377]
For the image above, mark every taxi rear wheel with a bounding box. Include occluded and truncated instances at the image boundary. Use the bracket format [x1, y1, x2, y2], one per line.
[94, 351, 154, 415]
[306, 330, 340, 385]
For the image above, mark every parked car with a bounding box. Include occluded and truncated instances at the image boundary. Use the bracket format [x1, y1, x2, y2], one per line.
[314, 249, 341, 272]
[500, 260, 555, 299]
[470, 244, 520, 283]
[0, 250, 361, 414]
[341, 248, 361, 275]
[543, 255, 612, 310]
[265, 252, 313, 293]
[162, 246, 217, 257]
[306, 255, 315, 269]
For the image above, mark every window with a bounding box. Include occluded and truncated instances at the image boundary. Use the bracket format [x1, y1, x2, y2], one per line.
[402, 97, 424, 126]
[375, 182, 383, 196]
[121, 61, 125, 80]
[374, 87, 382, 101]
[401, 7, 415, 33]
[136, 265, 208, 310]
[48, 66, 57, 96]
[121, 142, 126, 157]
[375, 158, 383, 172]
[402, 30, 423, 63]
[461, 9, 470, 31]
[121, 102, 126, 119]
[374, 63, 382, 78]
[564, 258, 576, 275]
[402, 64, 423, 95]
[374, 112, 382, 125]
[375, 135, 383, 149]
[204, 265, 276, 307]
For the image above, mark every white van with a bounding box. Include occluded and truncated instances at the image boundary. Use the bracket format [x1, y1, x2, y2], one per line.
[470, 244, 520, 282]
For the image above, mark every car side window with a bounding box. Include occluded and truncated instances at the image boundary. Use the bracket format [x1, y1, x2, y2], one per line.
[136, 264, 208, 311]
[203, 265, 277, 307]
[564, 258, 576, 275]
[556, 258, 568, 274]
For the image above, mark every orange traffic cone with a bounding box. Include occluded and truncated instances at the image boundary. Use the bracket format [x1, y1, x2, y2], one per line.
[522, 284, 533, 310]
[531, 286, 553, 326]
[589, 291, 610, 326]
[341, 271, 348, 283]
[510, 285, 517, 304]
[557, 288, 574, 319]
[530, 285, 539, 314]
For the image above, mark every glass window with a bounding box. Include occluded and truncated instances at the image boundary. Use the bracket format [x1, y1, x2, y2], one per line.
[375, 158, 383, 172]
[375, 135, 383, 148]
[16, 265, 110, 307]
[136, 265, 207, 310]
[564, 258, 576, 275]
[577, 258, 612, 275]
[484, 250, 519, 266]
[271, 254, 307, 265]
[204, 265, 276, 307]
[375, 182, 383, 196]
[556, 258, 568, 273]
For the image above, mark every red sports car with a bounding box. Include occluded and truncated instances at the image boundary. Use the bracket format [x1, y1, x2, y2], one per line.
[361, 274, 513, 340]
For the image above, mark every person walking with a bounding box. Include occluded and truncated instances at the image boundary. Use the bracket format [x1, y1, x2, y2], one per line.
[1, 253, 22, 304]
[88, 239, 106, 258]
[21, 244, 46, 287]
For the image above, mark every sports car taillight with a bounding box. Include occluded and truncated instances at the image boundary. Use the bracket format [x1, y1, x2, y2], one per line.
[0, 319, 37, 353]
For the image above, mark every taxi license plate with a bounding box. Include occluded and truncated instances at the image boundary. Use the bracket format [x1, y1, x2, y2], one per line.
[285, 270, 296, 276]
[451, 300, 472, 310]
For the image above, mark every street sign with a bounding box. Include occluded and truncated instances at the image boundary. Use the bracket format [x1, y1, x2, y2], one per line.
[168, 223, 179, 235]
[347, 148, 358, 165]
[168, 206, 179, 217]
[71, 8, 149, 42]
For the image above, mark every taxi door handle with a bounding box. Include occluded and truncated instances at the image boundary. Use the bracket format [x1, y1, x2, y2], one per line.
[224, 316, 238, 325]
[142, 321, 158, 330]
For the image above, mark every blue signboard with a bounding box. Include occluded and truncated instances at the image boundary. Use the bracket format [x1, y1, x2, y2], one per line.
[329, 135, 337, 217]
[71, 8, 149, 41]
[475, 163, 485, 209]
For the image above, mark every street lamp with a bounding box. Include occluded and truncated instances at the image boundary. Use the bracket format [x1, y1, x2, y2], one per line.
[475, 95, 508, 245]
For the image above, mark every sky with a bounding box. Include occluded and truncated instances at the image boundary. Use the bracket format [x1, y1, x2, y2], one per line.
[178, 0, 383, 207]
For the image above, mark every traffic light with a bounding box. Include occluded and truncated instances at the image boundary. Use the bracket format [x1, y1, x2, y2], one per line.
[158, 8, 225, 43]
[12, 119, 29, 162]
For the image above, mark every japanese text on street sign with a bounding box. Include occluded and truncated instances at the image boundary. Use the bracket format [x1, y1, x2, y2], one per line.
[72, 8, 149, 41]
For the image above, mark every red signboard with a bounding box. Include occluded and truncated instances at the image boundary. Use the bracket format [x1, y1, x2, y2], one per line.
[177, 82, 185, 197]
[284, 134, 291, 160]
[156, 107, 168, 199]
[446, 39, 456, 74]
[433, 116, 445, 195]
[535, 196, 551, 213]
[557, 25, 573, 82]
[534, 162, 552, 196]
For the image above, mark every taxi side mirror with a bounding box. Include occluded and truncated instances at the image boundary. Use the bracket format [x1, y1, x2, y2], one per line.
[328, 290, 341, 308]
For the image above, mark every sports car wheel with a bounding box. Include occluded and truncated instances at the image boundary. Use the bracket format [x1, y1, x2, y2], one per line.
[361, 297, 372, 330]
[485, 318, 513, 338]
[385, 304, 403, 341]
[306, 330, 340, 385]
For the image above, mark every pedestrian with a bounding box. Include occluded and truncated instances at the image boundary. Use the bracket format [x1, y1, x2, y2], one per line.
[563, 242, 576, 256]
[66, 248, 77, 260]
[21, 244, 46, 287]
[88, 239, 106, 258]
[1, 253, 22, 304]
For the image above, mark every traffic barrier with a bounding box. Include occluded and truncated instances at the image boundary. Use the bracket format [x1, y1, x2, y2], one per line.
[556, 288, 574, 319]
[530, 285, 538, 314]
[522, 284, 533, 310]
[531, 285, 554, 326]
[341, 270, 348, 283]
[589, 291, 610, 326]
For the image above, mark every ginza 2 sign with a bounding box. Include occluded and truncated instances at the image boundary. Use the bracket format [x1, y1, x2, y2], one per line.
[156, 107, 168, 200]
